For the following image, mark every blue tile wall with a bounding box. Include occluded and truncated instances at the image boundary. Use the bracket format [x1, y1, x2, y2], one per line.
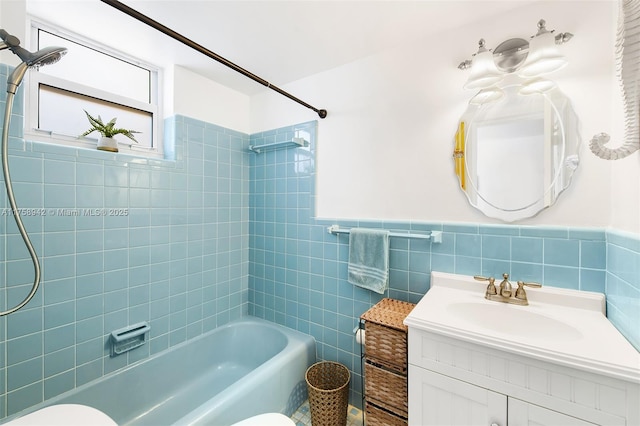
[0, 63, 249, 419]
[606, 230, 640, 350]
[248, 121, 639, 408]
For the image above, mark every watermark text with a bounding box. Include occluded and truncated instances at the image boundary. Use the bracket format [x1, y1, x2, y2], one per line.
[1, 208, 129, 217]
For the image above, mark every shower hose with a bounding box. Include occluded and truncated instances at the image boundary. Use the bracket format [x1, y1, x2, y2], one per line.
[0, 89, 41, 316]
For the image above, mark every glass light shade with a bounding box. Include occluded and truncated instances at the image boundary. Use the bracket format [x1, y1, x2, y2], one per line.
[518, 31, 567, 78]
[519, 78, 557, 95]
[469, 87, 505, 105]
[463, 50, 503, 90]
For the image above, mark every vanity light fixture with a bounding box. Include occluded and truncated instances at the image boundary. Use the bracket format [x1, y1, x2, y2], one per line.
[458, 19, 573, 88]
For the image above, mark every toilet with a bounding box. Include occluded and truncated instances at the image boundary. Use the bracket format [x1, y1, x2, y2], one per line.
[231, 412, 295, 426]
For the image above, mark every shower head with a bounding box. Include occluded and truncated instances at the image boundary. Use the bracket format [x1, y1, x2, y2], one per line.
[0, 38, 67, 95]
[6, 45, 68, 95]
[0, 28, 67, 94]
[1, 29, 67, 68]
[10, 45, 68, 68]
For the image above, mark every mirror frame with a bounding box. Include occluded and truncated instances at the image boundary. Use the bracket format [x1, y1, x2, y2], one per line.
[454, 84, 581, 222]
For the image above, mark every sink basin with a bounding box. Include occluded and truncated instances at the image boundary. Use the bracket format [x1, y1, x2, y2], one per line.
[447, 302, 583, 341]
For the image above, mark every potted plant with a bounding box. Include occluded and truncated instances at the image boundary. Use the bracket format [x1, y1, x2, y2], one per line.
[80, 110, 140, 152]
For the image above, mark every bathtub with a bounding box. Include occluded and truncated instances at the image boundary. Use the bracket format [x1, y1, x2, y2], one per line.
[6, 317, 316, 426]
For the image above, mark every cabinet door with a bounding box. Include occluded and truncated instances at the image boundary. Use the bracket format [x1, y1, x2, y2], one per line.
[508, 398, 597, 426]
[408, 365, 507, 426]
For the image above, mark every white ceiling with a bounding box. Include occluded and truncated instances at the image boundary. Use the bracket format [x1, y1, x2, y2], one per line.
[26, 0, 534, 95]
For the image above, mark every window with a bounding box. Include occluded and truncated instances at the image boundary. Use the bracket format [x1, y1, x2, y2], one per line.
[25, 21, 163, 158]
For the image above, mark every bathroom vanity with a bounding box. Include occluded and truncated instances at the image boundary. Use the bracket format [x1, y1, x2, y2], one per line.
[404, 272, 640, 426]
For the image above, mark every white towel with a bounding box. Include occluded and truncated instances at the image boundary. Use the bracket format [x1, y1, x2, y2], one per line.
[347, 228, 390, 294]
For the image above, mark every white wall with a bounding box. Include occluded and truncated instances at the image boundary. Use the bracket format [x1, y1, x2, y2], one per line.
[610, 154, 640, 234]
[170, 65, 251, 134]
[250, 1, 629, 229]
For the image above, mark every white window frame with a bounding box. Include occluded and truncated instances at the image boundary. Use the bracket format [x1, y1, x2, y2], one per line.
[24, 19, 164, 159]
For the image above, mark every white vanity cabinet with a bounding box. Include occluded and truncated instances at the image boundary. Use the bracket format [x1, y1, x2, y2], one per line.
[407, 328, 637, 426]
[409, 364, 598, 425]
[404, 272, 640, 426]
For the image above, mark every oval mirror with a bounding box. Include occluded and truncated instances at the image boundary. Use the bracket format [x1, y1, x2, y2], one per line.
[454, 84, 580, 222]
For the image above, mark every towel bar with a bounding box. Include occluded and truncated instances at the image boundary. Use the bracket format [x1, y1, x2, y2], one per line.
[248, 137, 308, 153]
[327, 225, 442, 244]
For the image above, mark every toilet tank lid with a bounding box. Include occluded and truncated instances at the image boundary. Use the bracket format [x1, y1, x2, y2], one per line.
[231, 413, 296, 426]
[4, 404, 117, 426]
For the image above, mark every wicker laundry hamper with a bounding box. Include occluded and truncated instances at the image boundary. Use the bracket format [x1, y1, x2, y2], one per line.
[305, 361, 350, 426]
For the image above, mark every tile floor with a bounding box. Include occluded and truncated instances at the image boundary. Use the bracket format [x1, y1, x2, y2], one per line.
[291, 401, 363, 426]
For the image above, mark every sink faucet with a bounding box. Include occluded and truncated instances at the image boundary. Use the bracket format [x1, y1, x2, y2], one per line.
[474, 273, 542, 305]
[498, 273, 512, 297]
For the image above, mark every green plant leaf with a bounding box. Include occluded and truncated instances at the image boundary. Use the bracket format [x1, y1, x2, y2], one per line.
[80, 110, 140, 143]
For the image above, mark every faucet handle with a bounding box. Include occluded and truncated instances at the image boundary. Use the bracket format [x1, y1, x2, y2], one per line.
[514, 280, 542, 300]
[474, 275, 497, 295]
[473, 275, 493, 282]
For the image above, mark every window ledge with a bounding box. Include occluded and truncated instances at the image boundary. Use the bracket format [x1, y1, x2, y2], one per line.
[18, 137, 180, 170]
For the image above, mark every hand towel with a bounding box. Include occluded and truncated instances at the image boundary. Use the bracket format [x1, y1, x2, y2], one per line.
[348, 228, 390, 294]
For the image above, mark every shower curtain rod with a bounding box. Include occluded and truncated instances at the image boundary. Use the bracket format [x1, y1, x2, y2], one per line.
[100, 0, 327, 119]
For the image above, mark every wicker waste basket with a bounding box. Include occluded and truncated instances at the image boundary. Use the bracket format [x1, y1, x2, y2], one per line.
[305, 361, 350, 426]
